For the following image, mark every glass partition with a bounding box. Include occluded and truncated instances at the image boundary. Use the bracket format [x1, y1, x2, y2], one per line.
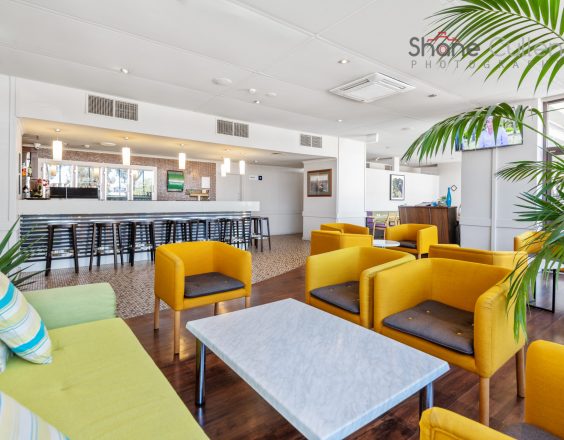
[132, 169, 154, 200]
[77, 166, 100, 188]
[106, 168, 129, 200]
[47, 164, 73, 187]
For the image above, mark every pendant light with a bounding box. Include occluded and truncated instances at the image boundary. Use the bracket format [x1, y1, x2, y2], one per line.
[223, 157, 231, 173]
[122, 137, 131, 166]
[220, 163, 227, 177]
[178, 144, 186, 170]
[239, 160, 246, 175]
[52, 128, 63, 161]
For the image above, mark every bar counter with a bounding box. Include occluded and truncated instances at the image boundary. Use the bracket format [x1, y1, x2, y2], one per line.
[18, 199, 260, 268]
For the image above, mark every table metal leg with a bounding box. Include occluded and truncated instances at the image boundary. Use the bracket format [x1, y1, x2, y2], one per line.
[195, 339, 206, 406]
[419, 383, 434, 416]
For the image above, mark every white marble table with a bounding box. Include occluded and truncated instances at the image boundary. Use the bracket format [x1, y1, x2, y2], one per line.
[373, 239, 401, 248]
[186, 299, 449, 440]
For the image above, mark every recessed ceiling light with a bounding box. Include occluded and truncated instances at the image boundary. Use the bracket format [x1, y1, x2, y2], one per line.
[253, 100, 261, 104]
[100, 142, 117, 147]
[55, 128, 61, 133]
[212, 77, 232, 86]
[83, 144, 90, 148]
[120, 68, 129, 74]
[337, 119, 343, 123]
[427, 93, 438, 98]
[338, 59, 350, 64]
[265, 92, 277, 98]
[248, 88, 257, 94]
[400, 127, 411, 131]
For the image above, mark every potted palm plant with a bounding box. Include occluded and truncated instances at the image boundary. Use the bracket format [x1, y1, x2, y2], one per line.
[403, 0, 564, 338]
[0, 219, 37, 287]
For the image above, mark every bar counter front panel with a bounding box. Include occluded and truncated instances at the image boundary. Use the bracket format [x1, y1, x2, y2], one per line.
[18, 200, 260, 264]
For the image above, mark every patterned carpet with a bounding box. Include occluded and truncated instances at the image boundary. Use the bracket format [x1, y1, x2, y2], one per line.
[21, 234, 310, 319]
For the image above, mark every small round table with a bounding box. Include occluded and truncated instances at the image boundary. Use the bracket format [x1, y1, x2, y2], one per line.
[373, 239, 400, 248]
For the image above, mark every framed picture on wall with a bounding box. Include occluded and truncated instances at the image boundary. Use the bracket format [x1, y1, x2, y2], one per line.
[307, 169, 332, 197]
[167, 170, 184, 192]
[390, 174, 405, 201]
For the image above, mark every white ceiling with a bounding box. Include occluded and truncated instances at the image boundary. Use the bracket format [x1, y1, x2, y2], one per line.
[21, 118, 322, 168]
[1, 0, 561, 160]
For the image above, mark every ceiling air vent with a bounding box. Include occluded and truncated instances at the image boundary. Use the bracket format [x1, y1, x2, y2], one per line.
[329, 73, 415, 103]
[115, 100, 138, 121]
[300, 134, 322, 148]
[217, 119, 234, 136]
[233, 122, 249, 138]
[217, 119, 249, 138]
[88, 95, 114, 117]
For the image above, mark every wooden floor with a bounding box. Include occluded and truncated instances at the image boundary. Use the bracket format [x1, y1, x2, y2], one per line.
[126, 267, 564, 439]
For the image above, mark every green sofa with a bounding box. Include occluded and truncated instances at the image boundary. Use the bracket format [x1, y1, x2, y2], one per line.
[0, 283, 208, 440]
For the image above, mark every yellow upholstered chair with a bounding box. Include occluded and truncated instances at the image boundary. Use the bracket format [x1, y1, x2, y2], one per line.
[306, 246, 414, 328]
[310, 229, 372, 256]
[320, 222, 370, 235]
[429, 244, 528, 271]
[373, 258, 524, 425]
[514, 230, 545, 255]
[385, 224, 438, 258]
[420, 340, 564, 439]
[154, 241, 251, 355]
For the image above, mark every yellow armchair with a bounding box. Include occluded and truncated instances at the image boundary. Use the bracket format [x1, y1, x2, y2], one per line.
[385, 224, 438, 258]
[320, 222, 370, 235]
[373, 258, 523, 425]
[154, 241, 251, 355]
[429, 245, 528, 271]
[306, 246, 414, 328]
[514, 230, 545, 254]
[310, 229, 372, 256]
[421, 340, 564, 439]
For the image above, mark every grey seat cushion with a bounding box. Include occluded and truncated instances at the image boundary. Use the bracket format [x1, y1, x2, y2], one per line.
[504, 423, 560, 440]
[310, 281, 360, 314]
[398, 240, 417, 249]
[383, 300, 474, 355]
[184, 272, 245, 298]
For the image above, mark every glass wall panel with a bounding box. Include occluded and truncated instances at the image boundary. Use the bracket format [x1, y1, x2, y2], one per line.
[106, 168, 129, 200]
[132, 169, 154, 200]
[77, 166, 101, 188]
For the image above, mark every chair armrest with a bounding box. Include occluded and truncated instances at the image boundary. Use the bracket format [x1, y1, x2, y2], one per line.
[23, 283, 116, 330]
[358, 254, 415, 328]
[305, 248, 359, 302]
[340, 233, 373, 249]
[417, 226, 438, 254]
[155, 246, 186, 310]
[420, 408, 512, 440]
[215, 244, 252, 297]
[525, 340, 564, 438]
[373, 260, 429, 332]
[474, 283, 525, 378]
[428, 244, 460, 258]
[344, 224, 370, 235]
[384, 224, 407, 241]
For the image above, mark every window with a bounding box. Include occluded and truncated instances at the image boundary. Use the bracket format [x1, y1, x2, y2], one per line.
[47, 164, 73, 187]
[77, 166, 100, 188]
[106, 168, 129, 200]
[543, 99, 564, 197]
[132, 169, 154, 200]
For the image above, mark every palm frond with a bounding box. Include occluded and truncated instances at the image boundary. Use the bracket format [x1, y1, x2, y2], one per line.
[428, 0, 564, 90]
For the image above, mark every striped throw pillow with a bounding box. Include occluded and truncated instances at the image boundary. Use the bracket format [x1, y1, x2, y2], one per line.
[0, 392, 68, 439]
[0, 272, 52, 364]
[0, 341, 10, 373]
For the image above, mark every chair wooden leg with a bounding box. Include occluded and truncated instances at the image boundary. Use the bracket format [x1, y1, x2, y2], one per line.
[214, 303, 219, 316]
[245, 297, 251, 308]
[479, 377, 490, 426]
[173, 310, 180, 355]
[516, 348, 526, 398]
[154, 296, 160, 330]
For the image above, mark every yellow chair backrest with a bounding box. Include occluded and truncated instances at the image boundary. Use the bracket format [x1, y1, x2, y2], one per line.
[429, 245, 527, 271]
[514, 230, 545, 255]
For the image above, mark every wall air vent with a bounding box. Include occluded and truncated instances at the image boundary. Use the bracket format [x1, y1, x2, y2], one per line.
[329, 73, 415, 103]
[115, 100, 138, 121]
[300, 134, 322, 148]
[88, 95, 114, 117]
[217, 119, 249, 138]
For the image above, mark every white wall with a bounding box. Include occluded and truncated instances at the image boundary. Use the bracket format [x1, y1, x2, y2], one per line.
[437, 162, 462, 207]
[336, 138, 366, 226]
[15, 78, 339, 159]
[365, 168, 440, 211]
[460, 99, 542, 250]
[302, 158, 338, 239]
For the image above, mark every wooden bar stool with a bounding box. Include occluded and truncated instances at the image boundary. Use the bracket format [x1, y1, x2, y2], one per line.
[45, 222, 79, 276]
[88, 221, 124, 270]
[164, 218, 185, 243]
[127, 219, 156, 266]
[188, 218, 207, 241]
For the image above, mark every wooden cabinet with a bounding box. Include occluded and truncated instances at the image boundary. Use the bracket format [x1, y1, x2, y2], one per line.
[399, 206, 458, 244]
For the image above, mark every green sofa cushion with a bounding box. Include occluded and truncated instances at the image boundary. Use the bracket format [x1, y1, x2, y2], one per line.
[23, 283, 116, 330]
[0, 318, 207, 440]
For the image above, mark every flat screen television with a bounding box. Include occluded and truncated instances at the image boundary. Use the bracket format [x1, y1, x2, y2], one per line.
[455, 116, 523, 151]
